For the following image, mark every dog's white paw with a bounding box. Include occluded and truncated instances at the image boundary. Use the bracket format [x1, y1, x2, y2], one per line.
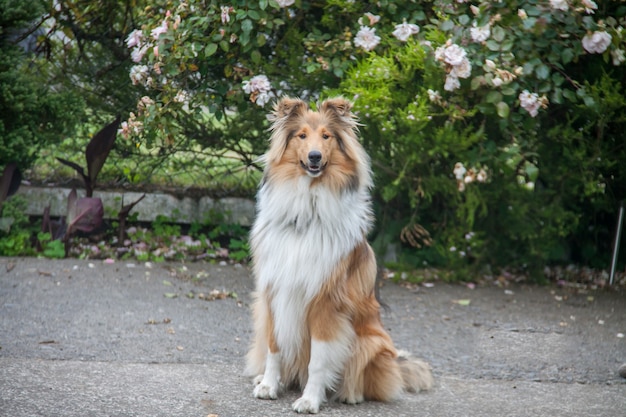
[292, 396, 321, 414]
[253, 382, 279, 400]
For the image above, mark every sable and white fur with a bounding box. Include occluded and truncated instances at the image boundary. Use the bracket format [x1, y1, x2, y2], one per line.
[246, 97, 433, 414]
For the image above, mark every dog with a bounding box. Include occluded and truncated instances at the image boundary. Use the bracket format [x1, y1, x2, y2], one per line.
[246, 97, 433, 414]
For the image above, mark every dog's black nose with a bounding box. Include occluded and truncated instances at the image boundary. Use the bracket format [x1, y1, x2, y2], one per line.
[308, 150, 322, 164]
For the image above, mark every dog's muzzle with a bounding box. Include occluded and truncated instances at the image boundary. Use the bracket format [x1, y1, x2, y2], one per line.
[301, 150, 325, 177]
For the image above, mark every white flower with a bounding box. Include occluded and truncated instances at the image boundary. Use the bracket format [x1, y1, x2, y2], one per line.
[492, 77, 504, 87]
[243, 75, 275, 106]
[581, 0, 598, 14]
[477, 169, 488, 182]
[354, 26, 381, 52]
[470, 5, 480, 16]
[440, 43, 467, 66]
[276, 0, 295, 7]
[126, 29, 143, 49]
[242, 74, 272, 94]
[151, 19, 169, 40]
[470, 22, 491, 43]
[138, 96, 155, 108]
[118, 121, 130, 139]
[453, 163, 467, 180]
[444, 74, 460, 91]
[518, 9, 528, 19]
[549, 0, 569, 11]
[256, 91, 275, 107]
[451, 57, 472, 78]
[611, 49, 625, 66]
[392, 22, 420, 42]
[129, 65, 150, 86]
[220, 6, 231, 24]
[118, 113, 143, 139]
[519, 90, 541, 117]
[427, 89, 442, 103]
[582, 31, 612, 54]
[173, 90, 191, 104]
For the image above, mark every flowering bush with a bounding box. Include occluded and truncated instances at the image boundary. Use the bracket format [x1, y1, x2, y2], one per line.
[331, 0, 626, 275]
[46, 0, 626, 276]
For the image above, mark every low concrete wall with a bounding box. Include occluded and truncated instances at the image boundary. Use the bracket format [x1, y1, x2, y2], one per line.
[16, 186, 256, 226]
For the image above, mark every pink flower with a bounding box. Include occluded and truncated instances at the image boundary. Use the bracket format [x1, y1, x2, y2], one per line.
[131, 44, 149, 63]
[519, 90, 541, 117]
[364, 12, 380, 26]
[151, 19, 168, 40]
[125, 29, 143, 49]
[581, 0, 597, 14]
[220, 6, 232, 24]
[549, 0, 568, 11]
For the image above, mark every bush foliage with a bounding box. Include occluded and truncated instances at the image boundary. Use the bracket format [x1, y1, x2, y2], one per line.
[0, 0, 83, 169]
[5, 0, 626, 275]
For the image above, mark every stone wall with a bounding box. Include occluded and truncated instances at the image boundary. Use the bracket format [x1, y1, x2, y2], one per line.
[16, 186, 256, 226]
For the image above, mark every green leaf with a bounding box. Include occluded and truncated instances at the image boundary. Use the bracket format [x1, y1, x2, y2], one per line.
[524, 161, 539, 182]
[440, 20, 455, 31]
[523, 17, 537, 29]
[251, 50, 262, 64]
[247, 10, 260, 20]
[471, 76, 484, 90]
[241, 19, 253, 33]
[562, 89, 577, 101]
[458, 14, 470, 25]
[486, 40, 500, 51]
[485, 91, 502, 104]
[535, 64, 550, 80]
[204, 43, 218, 57]
[491, 26, 505, 42]
[496, 101, 510, 118]
[259, 0, 268, 10]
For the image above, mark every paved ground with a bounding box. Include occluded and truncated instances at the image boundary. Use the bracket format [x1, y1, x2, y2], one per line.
[1, 257, 625, 416]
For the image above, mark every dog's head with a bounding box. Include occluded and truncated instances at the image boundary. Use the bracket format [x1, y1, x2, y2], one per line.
[264, 97, 369, 190]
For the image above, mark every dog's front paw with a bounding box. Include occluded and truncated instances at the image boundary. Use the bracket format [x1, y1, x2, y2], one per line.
[253, 381, 279, 400]
[339, 392, 364, 405]
[292, 396, 321, 414]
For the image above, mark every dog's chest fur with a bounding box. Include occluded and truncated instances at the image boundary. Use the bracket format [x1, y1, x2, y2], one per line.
[250, 175, 371, 363]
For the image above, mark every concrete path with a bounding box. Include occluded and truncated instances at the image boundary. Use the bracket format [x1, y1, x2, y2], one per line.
[1, 257, 625, 416]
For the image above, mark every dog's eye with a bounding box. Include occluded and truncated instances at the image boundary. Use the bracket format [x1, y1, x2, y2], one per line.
[322, 133, 330, 140]
[298, 133, 306, 139]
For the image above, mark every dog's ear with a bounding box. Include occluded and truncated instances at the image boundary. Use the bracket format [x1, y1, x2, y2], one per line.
[272, 97, 308, 120]
[319, 97, 353, 117]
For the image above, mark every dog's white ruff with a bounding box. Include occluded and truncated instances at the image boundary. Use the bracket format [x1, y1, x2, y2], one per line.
[251, 174, 371, 370]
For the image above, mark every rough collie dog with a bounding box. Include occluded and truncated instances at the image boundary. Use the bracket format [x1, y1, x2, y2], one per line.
[246, 97, 433, 414]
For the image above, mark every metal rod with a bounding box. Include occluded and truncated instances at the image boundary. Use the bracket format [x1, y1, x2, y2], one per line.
[609, 201, 625, 286]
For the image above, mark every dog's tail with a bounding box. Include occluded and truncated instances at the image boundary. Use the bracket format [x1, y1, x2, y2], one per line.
[397, 350, 434, 392]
